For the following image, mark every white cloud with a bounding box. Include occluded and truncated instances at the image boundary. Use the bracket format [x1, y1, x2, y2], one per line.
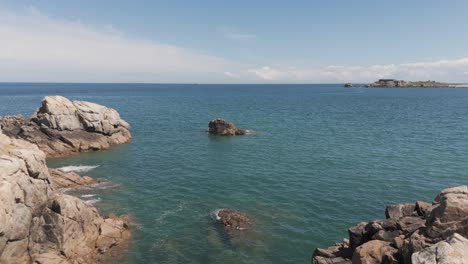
[247, 59, 468, 83]
[248, 66, 282, 80]
[0, 7, 241, 82]
[0, 7, 467, 83]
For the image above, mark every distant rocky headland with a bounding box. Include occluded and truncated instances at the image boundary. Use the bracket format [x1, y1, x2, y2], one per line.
[0, 96, 132, 263]
[312, 186, 468, 264]
[344, 79, 468, 88]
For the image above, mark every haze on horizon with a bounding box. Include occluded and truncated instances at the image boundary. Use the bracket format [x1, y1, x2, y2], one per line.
[1, 0, 468, 84]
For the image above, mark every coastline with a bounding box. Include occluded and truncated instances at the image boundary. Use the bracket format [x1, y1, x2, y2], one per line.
[0, 96, 133, 263]
[312, 186, 468, 264]
[344, 79, 468, 88]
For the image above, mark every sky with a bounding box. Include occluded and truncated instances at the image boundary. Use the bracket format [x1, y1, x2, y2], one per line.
[1, 0, 468, 83]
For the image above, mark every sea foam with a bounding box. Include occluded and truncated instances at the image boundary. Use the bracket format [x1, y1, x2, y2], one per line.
[56, 165, 100, 173]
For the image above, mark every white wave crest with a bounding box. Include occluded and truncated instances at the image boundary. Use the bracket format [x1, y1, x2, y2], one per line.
[85, 197, 101, 205]
[57, 165, 100, 173]
[80, 194, 96, 198]
[213, 209, 223, 220]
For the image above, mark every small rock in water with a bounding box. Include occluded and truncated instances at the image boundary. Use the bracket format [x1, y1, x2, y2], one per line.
[208, 118, 247, 136]
[216, 209, 252, 231]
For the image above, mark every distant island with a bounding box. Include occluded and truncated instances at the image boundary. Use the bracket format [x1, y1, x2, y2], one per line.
[344, 79, 468, 88]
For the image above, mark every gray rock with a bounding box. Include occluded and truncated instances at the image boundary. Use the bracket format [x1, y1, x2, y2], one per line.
[0, 130, 130, 263]
[425, 186, 468, 239]
[397, 216, 426, 235]
[415, 201, 431, 218]
[348, 222, 369, 249]
[412, 233, 468, 264]
[1, 95, 131, 157]
[385, 203, 416, 219]
[371, 230, 401, 242]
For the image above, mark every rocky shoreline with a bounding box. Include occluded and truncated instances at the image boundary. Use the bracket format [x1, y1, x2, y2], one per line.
[0, 96, 131, 158]
[0, 96, 132, 263]
[312, 186, 468, 264]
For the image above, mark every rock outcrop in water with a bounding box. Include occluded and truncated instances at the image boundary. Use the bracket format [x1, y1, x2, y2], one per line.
[0, 130, 130, 264]
[0, 96, 131, 158]
[208, 118, 247, 136]
[49, 168, 99, 189]
[312, 186, 468, 264]
[216, 209, 252, 231]
[215, 209, 253, 240]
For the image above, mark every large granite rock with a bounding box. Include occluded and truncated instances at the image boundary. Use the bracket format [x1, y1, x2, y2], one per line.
[412, 233, 468, 264]
[0, 130, 130, 263]
[312, 186, 468, 264]
[351, 240, 398, 264]
[425, 186, 468, 240]
[208, 118, 247, 136]
[0, 96, 131, 157]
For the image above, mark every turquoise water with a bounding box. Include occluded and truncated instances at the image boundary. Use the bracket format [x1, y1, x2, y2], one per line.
[1, 83, 467, 263]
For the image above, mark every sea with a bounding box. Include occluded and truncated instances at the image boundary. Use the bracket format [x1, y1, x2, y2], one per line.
[0, 83, 467, 263]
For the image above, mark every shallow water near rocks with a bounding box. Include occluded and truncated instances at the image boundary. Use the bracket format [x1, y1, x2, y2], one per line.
[0, 83, 467, 263]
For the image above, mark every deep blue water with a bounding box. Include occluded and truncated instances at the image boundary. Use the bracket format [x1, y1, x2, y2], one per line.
[0, 83, 467, 263]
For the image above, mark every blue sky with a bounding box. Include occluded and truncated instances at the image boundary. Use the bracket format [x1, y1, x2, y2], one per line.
[1, 0, 468, 83]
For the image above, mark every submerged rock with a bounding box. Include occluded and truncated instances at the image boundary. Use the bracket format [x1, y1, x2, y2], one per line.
[0, 95, 131, 157]
[208, 118, 247, 136]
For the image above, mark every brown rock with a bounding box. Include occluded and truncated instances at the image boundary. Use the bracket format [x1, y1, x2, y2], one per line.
[208, 118, 247, 136]
[216, 209, 252, 231]
[425, 186, 468, 239]
[400, 231, 430, 264]
[352, 240, 399, 264]
[348, 221, 383, 249]
[371, 230, 401, 242]
[49, 169, 98, 189]
[313, 256, 352, 264]
[385, 203, 416, 219]
[415, 201, 431, 218]
[396, 216, 425, 235]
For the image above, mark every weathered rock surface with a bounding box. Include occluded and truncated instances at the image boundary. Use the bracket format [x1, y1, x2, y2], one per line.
[352, 240, 398, 264]
[312, 186, 468, 264]
[208, 118, 247, 136]
[425, 186, 468, 240]
[412, 233, 468, 264]
[49, 168, 98, 189]
[0, 130, 130, 264]
[0, 96, 131, 158]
